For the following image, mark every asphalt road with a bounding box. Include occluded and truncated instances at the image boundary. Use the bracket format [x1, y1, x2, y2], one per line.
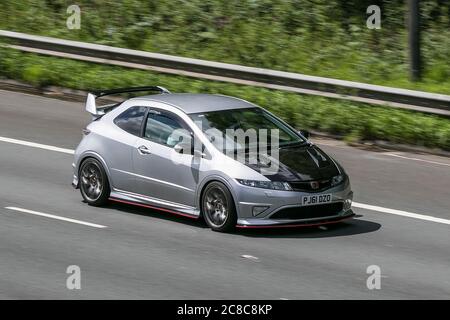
[0, 89, 449, 299]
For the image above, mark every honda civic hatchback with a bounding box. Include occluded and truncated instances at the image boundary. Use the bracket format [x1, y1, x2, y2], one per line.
[72, 86, 354, 232]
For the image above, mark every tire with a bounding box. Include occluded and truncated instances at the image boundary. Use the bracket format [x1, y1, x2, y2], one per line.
[201, 181, 237, 232]
[79, 158, 110, 206]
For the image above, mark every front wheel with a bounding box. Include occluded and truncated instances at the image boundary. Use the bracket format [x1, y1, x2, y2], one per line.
[202, 182, 237, 232]
[79, 158, 110, 206]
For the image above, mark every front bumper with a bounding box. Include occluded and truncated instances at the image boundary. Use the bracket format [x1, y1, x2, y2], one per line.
[231, 178, 354, 227]
[237, 209, 355, 228]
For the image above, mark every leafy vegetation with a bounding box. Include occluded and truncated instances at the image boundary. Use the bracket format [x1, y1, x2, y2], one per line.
[0, 0, 449, 94]
[1, 48, 449, 151]
[1, 1, 449, 150]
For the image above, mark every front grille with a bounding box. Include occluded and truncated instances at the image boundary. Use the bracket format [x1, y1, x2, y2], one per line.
[289, 179, 332, 192]
[270, 202, 344, 220]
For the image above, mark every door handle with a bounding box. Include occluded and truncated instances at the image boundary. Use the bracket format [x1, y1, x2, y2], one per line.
[137, 145, 151, 155]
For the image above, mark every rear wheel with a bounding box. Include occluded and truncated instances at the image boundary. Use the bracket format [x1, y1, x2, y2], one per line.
[202, 182, 237, 232]
[79, 158, 110, 206]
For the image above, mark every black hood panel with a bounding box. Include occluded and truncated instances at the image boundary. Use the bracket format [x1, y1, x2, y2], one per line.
[246, 144, 340, 182]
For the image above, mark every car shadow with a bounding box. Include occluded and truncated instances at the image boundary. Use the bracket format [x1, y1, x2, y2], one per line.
[103, 201, 209, 229]
[104, 201, 380, 238]
[233, 217, 381, 238]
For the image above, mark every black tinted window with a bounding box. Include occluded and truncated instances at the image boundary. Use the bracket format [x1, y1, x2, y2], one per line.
[189, 108, 305, 148]
[144, 110, 191, 148]
[114, 106, 146, 136]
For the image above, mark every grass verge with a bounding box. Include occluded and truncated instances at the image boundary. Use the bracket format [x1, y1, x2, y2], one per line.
[1, 48, 449, 151]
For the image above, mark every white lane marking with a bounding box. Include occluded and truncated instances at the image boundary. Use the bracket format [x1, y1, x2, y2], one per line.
[5, 207, 107, 229]
[316, 141, 450, 167]
[383, 152, 450, 167]
[1, 136, 449, 226]
[352, 202, 450, 225]
[241, 254, 260, 261]
[0, 136, 74, 154]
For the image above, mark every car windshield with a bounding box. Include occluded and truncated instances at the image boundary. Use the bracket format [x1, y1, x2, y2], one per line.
[189, 107, 305, 152]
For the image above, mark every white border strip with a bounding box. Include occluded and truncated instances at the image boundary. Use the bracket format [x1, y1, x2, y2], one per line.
[5, 207, 107, 228]
[353, 202, 450, 225]
[383, 152, 450, 167]
[0, 136, 74, 154]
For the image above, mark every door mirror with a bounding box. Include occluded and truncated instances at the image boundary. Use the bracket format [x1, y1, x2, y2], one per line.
[174, 141, 207, 158]
[194, 149, 206, 158]
[298, 129, 310, 139]
[174, 141, 192, 154]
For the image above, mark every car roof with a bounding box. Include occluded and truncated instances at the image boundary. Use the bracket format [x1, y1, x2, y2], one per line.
[130, 93, 257, 114]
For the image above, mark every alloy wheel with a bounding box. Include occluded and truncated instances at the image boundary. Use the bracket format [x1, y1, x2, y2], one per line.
[204, 187, 229, 228]
[80, 162, 103, 202]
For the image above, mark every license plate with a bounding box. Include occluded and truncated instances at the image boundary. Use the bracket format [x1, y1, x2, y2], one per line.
[302, 194, 332, 206]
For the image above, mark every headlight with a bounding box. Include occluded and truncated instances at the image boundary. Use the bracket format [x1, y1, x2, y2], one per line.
[331, 174, 345, 187]
[236, 179, 293, 191]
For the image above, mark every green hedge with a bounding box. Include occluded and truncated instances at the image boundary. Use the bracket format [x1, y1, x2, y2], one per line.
[1, 48, 449, 151]
[0, 0, 449, 94]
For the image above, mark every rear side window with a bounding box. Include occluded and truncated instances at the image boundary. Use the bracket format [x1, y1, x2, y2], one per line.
[114, 106, 147, 136]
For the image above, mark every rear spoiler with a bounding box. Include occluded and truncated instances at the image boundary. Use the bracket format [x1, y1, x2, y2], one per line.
[86, 86, 171, 116]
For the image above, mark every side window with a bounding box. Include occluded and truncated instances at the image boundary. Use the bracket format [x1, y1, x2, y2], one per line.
[144, 110, 191, 148]
[114, 106, 147, 136]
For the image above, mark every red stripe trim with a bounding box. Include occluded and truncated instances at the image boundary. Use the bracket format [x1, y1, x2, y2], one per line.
[109, 197, 198, 219]
[236, 215, 354, 229]
[110, 197, 353, 229]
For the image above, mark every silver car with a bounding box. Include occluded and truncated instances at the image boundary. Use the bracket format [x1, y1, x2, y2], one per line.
[72, 86, 354, 232]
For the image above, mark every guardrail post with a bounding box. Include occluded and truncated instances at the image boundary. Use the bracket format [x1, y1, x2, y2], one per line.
[408, 0, 421, 82]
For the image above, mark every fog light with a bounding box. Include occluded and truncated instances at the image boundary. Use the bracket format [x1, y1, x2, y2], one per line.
[344, 198, 352, 210]
[252, 206, 269, 217]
